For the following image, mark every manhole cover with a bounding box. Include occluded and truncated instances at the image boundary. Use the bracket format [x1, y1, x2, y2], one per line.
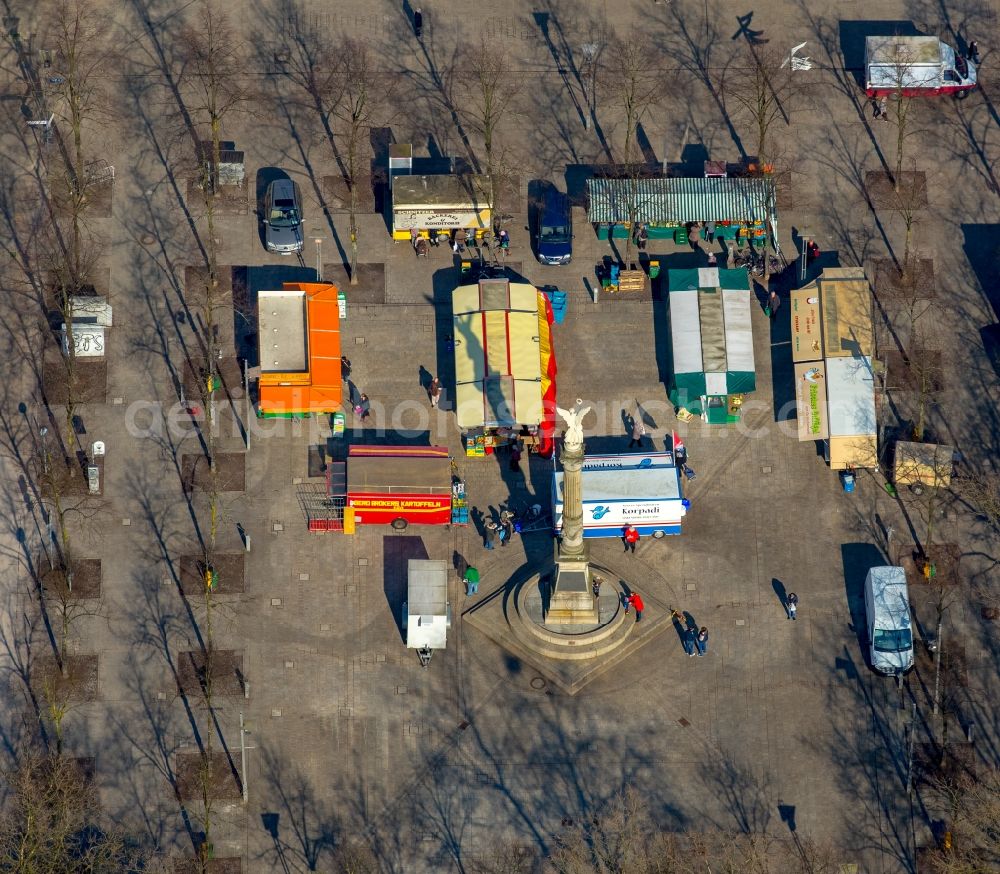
[530, 676, 546, 690]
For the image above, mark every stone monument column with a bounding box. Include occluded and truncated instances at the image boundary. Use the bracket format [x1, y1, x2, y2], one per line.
[558, 427, 586, 561]
[546, 399, 599, 625]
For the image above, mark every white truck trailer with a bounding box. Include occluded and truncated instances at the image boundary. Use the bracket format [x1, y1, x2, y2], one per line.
[865, 35, 976, 98]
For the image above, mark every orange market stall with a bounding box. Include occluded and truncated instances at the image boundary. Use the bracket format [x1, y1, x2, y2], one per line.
[452, 275, 557, 458]
[256, 282, 342, 418]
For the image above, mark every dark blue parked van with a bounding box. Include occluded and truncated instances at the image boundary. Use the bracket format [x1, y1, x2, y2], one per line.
[536, 189, 572, 265]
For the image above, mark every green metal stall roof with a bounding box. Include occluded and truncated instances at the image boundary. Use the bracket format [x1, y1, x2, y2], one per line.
[586, 176, 776, 225]
[667, 268, 756, 409]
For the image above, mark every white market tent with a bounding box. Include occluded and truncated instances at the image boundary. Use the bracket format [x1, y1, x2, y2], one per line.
[668, 268, 756, 420]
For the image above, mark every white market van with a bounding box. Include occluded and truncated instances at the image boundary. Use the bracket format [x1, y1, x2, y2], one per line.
[864, 566, 915, 675]
[865, 35, 977, 98]
[552, 453, 688, 539]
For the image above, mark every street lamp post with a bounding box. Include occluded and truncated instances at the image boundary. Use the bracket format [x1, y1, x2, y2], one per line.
[240, 711, 250, 802]
[39, 426, 49, 475]
[581, 44, 598, 131]
[38, 425, 54, 566]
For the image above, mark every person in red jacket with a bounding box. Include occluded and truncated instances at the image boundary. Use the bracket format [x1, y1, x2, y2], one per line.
[623, 524, 640, 554]
[625, 591, 645, 622]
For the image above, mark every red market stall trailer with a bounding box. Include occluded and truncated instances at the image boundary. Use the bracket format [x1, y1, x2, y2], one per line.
[345, 446, 459, 531]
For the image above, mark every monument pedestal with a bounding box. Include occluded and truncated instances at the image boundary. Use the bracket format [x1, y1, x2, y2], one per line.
[546, 560, 599, 624]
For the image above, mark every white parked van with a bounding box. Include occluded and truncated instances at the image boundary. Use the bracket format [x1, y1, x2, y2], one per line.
[864, 566, 914, 675]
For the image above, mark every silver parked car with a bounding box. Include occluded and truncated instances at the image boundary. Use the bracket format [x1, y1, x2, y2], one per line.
[264, 178, 303, 254]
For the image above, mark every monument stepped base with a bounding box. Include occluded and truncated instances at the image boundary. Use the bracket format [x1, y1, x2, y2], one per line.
[463, 563, 673, 695]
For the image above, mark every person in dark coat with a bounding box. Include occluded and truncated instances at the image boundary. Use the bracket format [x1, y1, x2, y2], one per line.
[695, 627, 708, 656]
[682, 626, 697, 657]
[786, 592, 798, 620]
[413, 8, 423, 38]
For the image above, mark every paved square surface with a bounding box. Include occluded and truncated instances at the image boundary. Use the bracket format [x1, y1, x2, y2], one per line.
[1, 0, 999, 870]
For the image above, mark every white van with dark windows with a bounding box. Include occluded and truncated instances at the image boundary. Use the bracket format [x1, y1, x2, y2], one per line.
[864, 566, 914, 675]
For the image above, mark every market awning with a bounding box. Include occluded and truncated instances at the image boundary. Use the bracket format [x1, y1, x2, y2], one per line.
[668, 268, 757, 407]
[453, 277, 547, 430]
[586, 176, 777, 225]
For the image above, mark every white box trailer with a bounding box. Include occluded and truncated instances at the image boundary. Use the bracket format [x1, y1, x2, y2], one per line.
[552, 454, 688, 539]
[402, 559, 451, 666]
[865, 35, 976, 97]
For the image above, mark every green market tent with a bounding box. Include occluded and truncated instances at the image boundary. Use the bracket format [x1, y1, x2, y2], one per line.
[668, 268, 756, 421]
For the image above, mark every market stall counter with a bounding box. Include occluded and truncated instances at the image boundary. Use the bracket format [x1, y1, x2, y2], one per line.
[391, 173, 492, 243]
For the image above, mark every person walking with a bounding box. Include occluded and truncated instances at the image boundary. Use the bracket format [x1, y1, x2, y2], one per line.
[340, 356, 352, 382]
[428, 376, 442, 408]
[878, 96, 888, 122]
[628, 415, 646, 448]
[508, 440, 523, 472]
[355, 393, 371, 421]
[483, 521, 495, 550]
[464, 566, 480, 596]
[592, 575, 603, 599]
[695, 627, 709, 656]
[682, 626, 697, 657]
[786, 592, 798, 620]
[623, 524, 640, 554]
[496, 511, 514, 546]
[627, 591, 645, 622]
[871, 97, 883, 120]
[767, 289, 781, 321]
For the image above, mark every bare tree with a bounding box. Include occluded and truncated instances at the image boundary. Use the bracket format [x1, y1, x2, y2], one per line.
[179, 0, 246, 432]
[32, 436, 104, 678]
[470, 839, 541, 874]
[954, 469, 1000, 534]
[42, 0, 114, 452]
[894, 441, 956, 720]
[328, 37, 380, 285]
[922, 769, 1000, 872]
[598, 36, 661, 266]
[0, 749, 143, 867]
[908, 333, 945, 444]
[456, 37, 518, 229]
[722, 42, 800, 168]
[545, 788, 662, 874]
[877, 40, 921, 194]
